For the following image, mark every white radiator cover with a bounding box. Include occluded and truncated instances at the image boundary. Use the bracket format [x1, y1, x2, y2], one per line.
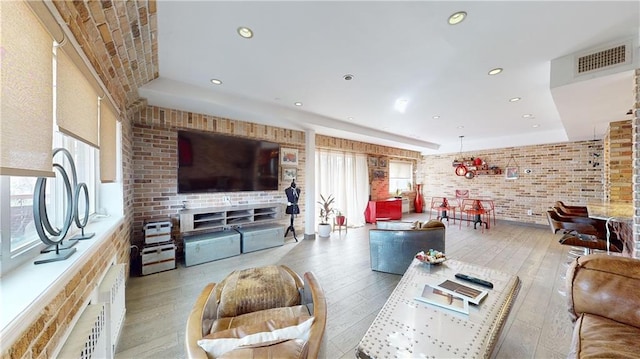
[57, 303, 108, 359]
[98, 263, 126, 358]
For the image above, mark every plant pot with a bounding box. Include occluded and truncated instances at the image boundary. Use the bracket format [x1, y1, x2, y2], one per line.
[336, 215, 346, 226]
[318, 223, 331, 237]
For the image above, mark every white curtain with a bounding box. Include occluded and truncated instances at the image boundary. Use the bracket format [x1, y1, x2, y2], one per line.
[315, 150, 369, 227]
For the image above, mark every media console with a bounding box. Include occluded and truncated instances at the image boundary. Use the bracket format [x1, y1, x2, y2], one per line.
[179, 203, 285, 266]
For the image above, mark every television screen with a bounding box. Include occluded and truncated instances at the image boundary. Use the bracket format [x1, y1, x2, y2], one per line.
[177, 130, 280, 193]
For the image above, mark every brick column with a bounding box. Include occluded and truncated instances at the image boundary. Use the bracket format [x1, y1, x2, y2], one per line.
[633, 69, 640, 258]
[607, 120, 633, 202]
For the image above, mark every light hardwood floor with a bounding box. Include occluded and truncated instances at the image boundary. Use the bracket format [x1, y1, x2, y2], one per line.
[115, 213, 573, 359]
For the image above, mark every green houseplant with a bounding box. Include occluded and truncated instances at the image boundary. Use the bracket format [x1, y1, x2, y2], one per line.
[317, 194, 335, 237]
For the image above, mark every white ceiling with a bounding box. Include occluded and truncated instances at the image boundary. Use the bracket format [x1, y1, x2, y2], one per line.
[139, 1, 639, 154]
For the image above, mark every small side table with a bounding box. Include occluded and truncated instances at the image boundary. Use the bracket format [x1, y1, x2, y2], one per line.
[333, 216, 347, 234]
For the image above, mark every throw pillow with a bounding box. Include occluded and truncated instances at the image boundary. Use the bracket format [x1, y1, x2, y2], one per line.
[197, 316, 315, 358]
[216, 265, 301, 318]
[208, 316, 312, 339]
[420, 219, 445, 229]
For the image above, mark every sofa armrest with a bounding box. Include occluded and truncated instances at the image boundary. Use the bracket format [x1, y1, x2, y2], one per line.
[303, 272, 327, 359]
[186, 283, 216, 359]
[566, 254, 640, 328]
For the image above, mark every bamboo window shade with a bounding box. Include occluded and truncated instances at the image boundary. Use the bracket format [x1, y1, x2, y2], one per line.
[56, 48, 100, 148]
[0, 1, 54, 177]
[100, 101, 117, 182]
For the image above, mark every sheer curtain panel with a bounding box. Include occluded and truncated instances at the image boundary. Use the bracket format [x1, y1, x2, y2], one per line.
[0, 1, 54, 177]
[315, 150, 369, 227]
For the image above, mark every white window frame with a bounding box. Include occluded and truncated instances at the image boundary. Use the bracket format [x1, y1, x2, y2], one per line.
[0, 132, 100, 276]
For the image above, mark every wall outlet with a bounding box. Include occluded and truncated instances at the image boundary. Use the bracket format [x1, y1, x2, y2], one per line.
[527, 209, 533, 215]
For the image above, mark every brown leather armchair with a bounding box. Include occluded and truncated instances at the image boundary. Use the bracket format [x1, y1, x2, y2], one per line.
[565, 254, 640, 358]
[186, 265, 327, 359]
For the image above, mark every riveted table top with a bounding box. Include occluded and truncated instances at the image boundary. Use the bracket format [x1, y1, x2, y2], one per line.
[356, 258, 520, 359]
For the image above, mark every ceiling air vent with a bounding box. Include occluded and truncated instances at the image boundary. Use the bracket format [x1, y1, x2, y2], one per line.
[577, 45, 627, 74]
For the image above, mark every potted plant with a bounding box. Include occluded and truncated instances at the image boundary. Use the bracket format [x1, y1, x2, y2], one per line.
[335, 209, 346, 226]
[317, 194, 335, 237]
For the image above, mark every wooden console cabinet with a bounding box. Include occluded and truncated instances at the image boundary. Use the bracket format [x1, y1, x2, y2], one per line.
[365, 199, 402, 223]
[179, 203, 283, 233]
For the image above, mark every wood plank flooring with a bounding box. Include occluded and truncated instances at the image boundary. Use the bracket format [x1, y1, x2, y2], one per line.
[115, 213, 573, 359]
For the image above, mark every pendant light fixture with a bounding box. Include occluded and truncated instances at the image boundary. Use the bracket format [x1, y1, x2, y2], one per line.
[455, 136, 468, 176]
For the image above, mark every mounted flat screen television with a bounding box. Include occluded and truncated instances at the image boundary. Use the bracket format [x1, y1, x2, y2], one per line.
[177, 130, 280, 193]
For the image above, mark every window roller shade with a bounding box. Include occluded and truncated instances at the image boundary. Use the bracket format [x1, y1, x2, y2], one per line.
[0, 1, 54, 177]
[390, 161, 412, 178]
[56, 48, 99, 148]
[100, 101, 117, 182]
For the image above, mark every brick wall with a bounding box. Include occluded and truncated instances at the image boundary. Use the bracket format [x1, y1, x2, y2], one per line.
[131, 106, 307, 255]
[52, 0, 158, 109]
[420, 140, 604, 225]
[633, 68, 640, 259]
[606, 120, 633, 202]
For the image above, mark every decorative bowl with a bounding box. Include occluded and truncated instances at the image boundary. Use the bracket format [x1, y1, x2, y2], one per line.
[416, 250, 447, 264]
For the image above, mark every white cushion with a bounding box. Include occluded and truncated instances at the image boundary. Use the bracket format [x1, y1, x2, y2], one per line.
[197, 316, 314, 358]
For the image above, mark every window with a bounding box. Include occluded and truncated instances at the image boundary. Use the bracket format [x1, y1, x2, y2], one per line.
[0, 28, 100, 275]
[389, 160, 413, 194]
[0, 133, 98, 274]
[7, 177, 38, 253]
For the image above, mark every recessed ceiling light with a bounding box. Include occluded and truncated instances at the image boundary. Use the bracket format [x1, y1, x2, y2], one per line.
[343, 74, 354, 81]
[394, 99, 409, 113]
[509, 97, 521, 102]
[347, 116, 354, 121]
[433, 115, 440, 119]
[237, 26, 253, 39]
[456, 125, 464, 129]
[488, 68, 503, 75]
[294, 102, 303, 107]
[448, 11, 467, 25]
[522, 114, 533, 118]
[210, 79, 222, 85]
[532, 124, 540, 128]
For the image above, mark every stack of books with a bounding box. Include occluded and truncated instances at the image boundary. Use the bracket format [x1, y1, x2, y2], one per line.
[415, 279, 488, 314]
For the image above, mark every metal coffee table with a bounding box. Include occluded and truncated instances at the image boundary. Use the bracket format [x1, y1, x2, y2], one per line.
[356, 258, 520, 359]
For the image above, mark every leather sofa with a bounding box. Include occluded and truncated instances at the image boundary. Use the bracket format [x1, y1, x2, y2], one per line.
[369, 220, 445, 275]
[186, 265, 327, 359]
[565, 254, 640, 358]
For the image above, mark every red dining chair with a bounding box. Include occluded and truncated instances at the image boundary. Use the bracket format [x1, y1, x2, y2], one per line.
[460, 198, 488, 232]
[429, 197, 456, 224]
[455, 189, 469, 203]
